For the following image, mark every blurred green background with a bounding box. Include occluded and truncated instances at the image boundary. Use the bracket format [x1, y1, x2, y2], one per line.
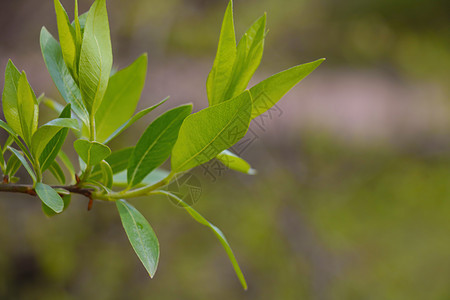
[1, 0, 450, 299]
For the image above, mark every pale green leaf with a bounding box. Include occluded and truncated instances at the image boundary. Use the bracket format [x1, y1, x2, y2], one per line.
[128, 105, 192, 187]
[156, 190, 247, 290]
[95, 54, 148, 143]
[35, 182, 64, 213]
[16, 72, 39, 145]
[249, 58, 325, 119]
[216, 150, 256, 175]
[2, 60, 22, 137]
[74, 139, 111, 166]
[99, 160, 113, 188]
[116, 199, 160, 278]
[171, 91, 252, 173]
[206, 0, 236, 106]
[78, 0, 113, 115]
[0, 120, 32, 160]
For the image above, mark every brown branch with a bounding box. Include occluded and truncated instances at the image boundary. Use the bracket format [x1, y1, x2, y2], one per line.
[0, 184, 94, 199]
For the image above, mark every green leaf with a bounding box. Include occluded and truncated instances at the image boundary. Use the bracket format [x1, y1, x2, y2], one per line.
[99, 160, 113, 188]
[171, 91, 252, 173]
[58, 150, 75, 182]
[249, 58, 325, 119]
[74, 0, 82, 58]
[0, 120, 32, 160]
[74, 139, 111, 166]
[16, 72, 39, 145]
[157, 190, 247, 290]
[95, 54, 148, 143]
[8, 147, 37, 183]
[112, 169, 169, 188]
[0, 144, 5, 173]
[78, 0, 113, 115]
[40, 27, 89, 126]
[54, 0, 78, 80]
[48, 161, 66, 184]
[223, 14, 266, 100]
[103, 97, 168, 144]
[42, 193, 70, 217]
[128, 105, 192, 187]
[38, 105, 72, 172]
[31, 116, 79, 159]
[206, 0, 236, 106]
[35, 182, 64, 213]
[216, 150, 256, 175]
[2, 60, 22, 137]
[116, 199, 160, 278]
[6, 153, 21, 178]
[91, 147, 134, 179]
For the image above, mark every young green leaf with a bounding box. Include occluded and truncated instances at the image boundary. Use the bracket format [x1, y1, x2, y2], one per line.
[16, 72, 39, 145]
[116, 199, 160, 278]
[58, 150, 75, 182]
[6, 153, 22, 178]
[99, 160, 113, 188]
[74, 0, 82, 60]
[216, 150, 256, 175]
[74, 139, 111, 166]
[128, 105, 192, 187]
[155, 190, 247, 290]
[0, 120, 32, 160]
[40, 27, 90, 126]
[171, 91, 252, 173]
[54, 0, 78, 80]
[2, 60, 22, 136]
[223, 14, 266, 100]
[103, 97, 168, 144]
[38, 105, 72, 172]
[42, 194, 71, 217]
[0, 144, 5, 173]
[249, 58, 325, 119]
[35, 182, 64, 213]
[8, 147, 37, 183]
[95, 54, 148, 143]
[78, 0, 113, 115]
[48, 161, 66, 184]
[206, 0, 236, 106]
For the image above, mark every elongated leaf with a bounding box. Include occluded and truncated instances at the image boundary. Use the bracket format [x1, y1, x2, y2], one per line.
[0, 144, 5, 173]
[42, 194, 70, 217]
[48, 161, 65, 184]
[157, 190, 247, 290]
[223, 14, 266, 100]
[216, 150, 256, 175]
[74, 139, 111, 166]
[54, 0, 78, 80]
[103, 97, 168, 144]
[35, 182, 64, 213]
[58, 150, 75, 182]
[40, 27, 89, 125]
[99, 160, 113, 188]
[172, 91, 252, 173]
[16, 72, 39, 145]
[249, 58, 325, 119]
[95, 54, 148, 143]
[8, 147, 36, 183]
[112, 169, 169, 188]
[206, 0, 236, 106]
[74, 0, 82, 48]
[78, 0, 113, 114]
[128, 105, 192, 186]
[31, 116, 79, 159]
[6, 153, 21, 178]
[38, 105, 72, 172]
[2, 60, 22, 136]
[116, 199, 160, 278]
[0, 120, 32, 160]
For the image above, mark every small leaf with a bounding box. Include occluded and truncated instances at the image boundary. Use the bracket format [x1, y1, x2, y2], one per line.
[171, 91, 252, 173]
[158, 191, 247, 290]
[216, 150, 256, 175]
[116, 199, 160, 278]
[40, 27, 89, 126]
[2, 60, 22, 137]
[35, 182, 64, 213]
[58, 150, 75, 183]
[249, 58, 325, 119]
[6, 153, 22, 178]
[95, 54, 148, 143]
[8, 147, 37, 183]
[99, 160, 113, 188]
[78, 0, 113, 115]
[206, 0, 236, 106]
[54, 0, 78, 80]
[74, 139, 111, 166]
[103, 97, 168, 144]
[128, 105, 192, 187]
[42, 194, 71, 217]
[48, 161, 66, 184]
[91, 147, 134, 178]
[17, 72, 39, 145]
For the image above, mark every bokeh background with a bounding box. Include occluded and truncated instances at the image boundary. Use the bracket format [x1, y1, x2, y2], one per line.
[1, 0, 450, 299]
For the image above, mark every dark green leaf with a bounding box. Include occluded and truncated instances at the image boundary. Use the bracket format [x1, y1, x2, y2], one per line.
[48, 161, 66, 184]
[128, 105, 192, 187]
[0, 120, 32, 160]
[116, 199, 160, 278]
[35, 182, 64, 213]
